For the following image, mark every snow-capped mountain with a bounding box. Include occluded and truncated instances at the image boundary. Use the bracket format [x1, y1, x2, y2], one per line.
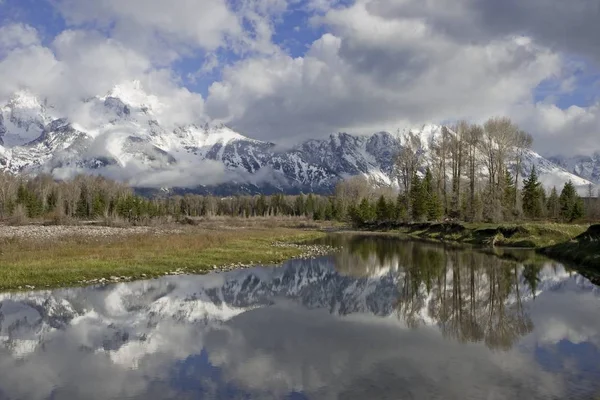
[399, 124, 594, 191]
[0, 83, 594, 194]
[548, 153, 600, 186]
[0, 254, 597, 360]
[0, 90, 53, 148]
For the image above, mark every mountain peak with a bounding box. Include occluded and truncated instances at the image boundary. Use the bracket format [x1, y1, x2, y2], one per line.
[0, 88, 596, 193]
[369, 131, 395, 140]
[6, 90, 43, 110]
[1, 89, 51, 147]
[103, 80, 162, 112]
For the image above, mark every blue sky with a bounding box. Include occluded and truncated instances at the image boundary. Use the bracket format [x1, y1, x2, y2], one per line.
[0, 0, 599, 154]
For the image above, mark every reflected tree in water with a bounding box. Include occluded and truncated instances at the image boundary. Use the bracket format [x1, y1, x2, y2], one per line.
[325, 234, 542, 351]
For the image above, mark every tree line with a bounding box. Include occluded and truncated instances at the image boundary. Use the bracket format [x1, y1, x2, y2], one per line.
[0, 171, 591, 226]
[382, 117, 592, 225]
[0, 116, 596, 225]
[0, 172, 348, 223]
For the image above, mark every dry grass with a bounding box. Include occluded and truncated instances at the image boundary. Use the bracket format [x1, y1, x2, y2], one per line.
[0, 225, 325, 291]
[179, 215, 339, 230]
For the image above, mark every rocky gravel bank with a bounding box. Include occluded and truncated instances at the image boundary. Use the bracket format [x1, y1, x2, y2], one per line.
[0, 225, 182, 240]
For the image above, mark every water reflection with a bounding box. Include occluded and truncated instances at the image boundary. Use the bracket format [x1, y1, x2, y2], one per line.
[0, 234, 599, 399]
[322, 236, 542, 349]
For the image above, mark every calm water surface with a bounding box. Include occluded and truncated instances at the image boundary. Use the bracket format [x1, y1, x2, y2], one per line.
[1, 234, 599, 399]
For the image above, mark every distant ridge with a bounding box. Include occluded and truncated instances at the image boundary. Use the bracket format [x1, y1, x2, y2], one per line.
[0, 82, 594, 194]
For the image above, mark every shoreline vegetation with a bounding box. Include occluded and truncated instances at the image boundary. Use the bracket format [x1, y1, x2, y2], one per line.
[539, 224, 600, 272]
[2, 116, 600, 289]
[2, 218, 599, 291]
[391, 221, 588, 248]
[352, 221, 600, 274]
[0, 219, 330, 291]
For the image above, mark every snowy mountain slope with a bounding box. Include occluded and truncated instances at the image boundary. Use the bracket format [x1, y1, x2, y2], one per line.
[518, 149, 593, 189]
[0, 90, 54, 148]
[397, 124, 594, 191]
[548, 153, 600, 185]
[0, 83, 594, 194]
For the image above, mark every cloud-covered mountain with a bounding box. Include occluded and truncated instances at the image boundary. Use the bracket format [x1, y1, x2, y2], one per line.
[0, 83, 593, 194]
[548, 153, 600, 186]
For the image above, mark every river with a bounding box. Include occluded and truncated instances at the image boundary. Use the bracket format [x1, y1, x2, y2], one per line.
[0, 234, 599, 399]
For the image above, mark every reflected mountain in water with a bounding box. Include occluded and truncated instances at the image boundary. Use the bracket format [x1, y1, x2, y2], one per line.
[324, 235, 599, 350]
[0, 235, 599, 399]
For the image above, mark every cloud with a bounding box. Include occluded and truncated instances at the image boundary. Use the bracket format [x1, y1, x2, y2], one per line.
[52, 0, 242, 63]
[115, 159, 232, 188]
[202, 0, 600, 155]
[0, 23, 41, 54]
[371, 0, 600, 65]
[0, 257, 598, 399]
[204, 304, 563, 399]
[51, 0, 289, 63]
[0, 42, 64, 100]
[513, 101, 600, 156]
[0, 26, 205, 128]
[205, 0, 561, 142]
[1, 0, 599, 157]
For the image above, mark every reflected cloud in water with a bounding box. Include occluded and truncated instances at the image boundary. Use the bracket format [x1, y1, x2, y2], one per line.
[0, 234, 599, 399]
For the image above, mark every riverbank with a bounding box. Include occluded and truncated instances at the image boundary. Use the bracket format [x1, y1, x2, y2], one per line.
[539, 224, 600, 272]
[394, 222, 587, 248]
[385, 221, 600, 272]
[0, 225, 327, 291]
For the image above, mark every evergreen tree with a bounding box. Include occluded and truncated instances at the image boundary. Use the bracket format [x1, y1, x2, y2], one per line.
[92, 192, 107, 218]
[573, 196, 585, 221]
[347, 203, 360, 226]
[419, 167, 444, 221]
[410, 173, 426, 221]
[313, 204, 324, 220]
[270, 193, 284, 216]
[502, 170, 516, 219]
[16, 183, 43, 218]
[538, 186, 547, 218]
[256, 194, 268, 216]
[522, 167, 542, 219]
[395, 193, 408, 222]
[16, 184, 28, 205]
[358, 198, 375, 225]
[523, 263, 542, 299]
[294, 194, 306, 216]
[559, 180, 584, 222]
[423, 168, 434, 197]
[375, 195, 389, 223]
[386, 198, 396, 222]
[76, 185, 90, 218]
[547, 187, 560, 220]
[426, 192, 444, 221]
[46, 190, 59, 213]
[305, 193, 316, 217]
[330, 197, 344, 221]
[324, 197, 335, 221]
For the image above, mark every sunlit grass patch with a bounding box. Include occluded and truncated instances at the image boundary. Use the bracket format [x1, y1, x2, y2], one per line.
[0, 227, 325, 291]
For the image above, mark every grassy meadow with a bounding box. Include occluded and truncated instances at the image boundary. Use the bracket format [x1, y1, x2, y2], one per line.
[397, 222, 588, 248]
[0, 224, 325, 291]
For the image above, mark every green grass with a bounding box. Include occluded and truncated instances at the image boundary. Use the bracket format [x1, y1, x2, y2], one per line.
[0, 228, 325, 291]
[398, 222, 588, 248]
[539, 225, 600, 271]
